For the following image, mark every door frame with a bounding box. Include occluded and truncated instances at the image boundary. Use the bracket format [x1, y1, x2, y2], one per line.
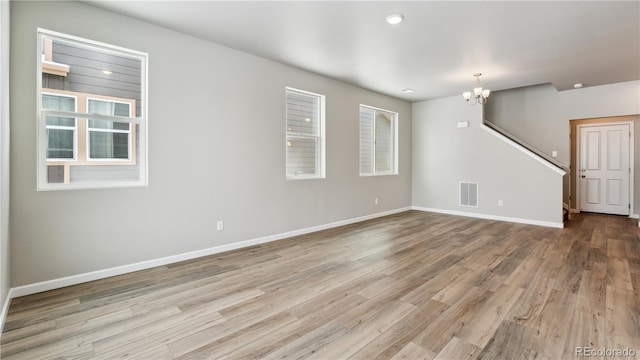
[575, 120, 634, 217]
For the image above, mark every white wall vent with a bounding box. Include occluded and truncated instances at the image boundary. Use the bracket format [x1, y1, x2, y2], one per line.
[460, 182, 479, 207]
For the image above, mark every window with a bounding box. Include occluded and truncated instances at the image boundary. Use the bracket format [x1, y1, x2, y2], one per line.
[37, 29, 147, 190]
[87, 99, 132, 160]
[42, 93, 76, 160]
[285, 87, 325, 179]
[360, 105, 398, 176]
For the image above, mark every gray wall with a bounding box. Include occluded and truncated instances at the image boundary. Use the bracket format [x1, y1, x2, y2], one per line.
[412, 96, 563, 224]
[1, 0, 11, 314]
[485, 81, 640, 211]
[10, 1, 412, 287]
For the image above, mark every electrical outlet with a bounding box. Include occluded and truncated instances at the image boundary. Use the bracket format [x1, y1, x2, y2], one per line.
[498, 200, 504, 207]
[374, 198, 379, 205]
[217, 220, 224, 231]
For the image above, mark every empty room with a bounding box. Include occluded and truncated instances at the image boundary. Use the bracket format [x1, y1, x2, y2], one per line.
[0, 1, 639, 359]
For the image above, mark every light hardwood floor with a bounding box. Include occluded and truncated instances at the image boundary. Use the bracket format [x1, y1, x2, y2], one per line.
[1, 211, 639, 359]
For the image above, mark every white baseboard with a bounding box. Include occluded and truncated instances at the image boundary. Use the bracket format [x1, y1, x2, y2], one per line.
[10, 207, 412, 299]
[0, 288, 13, 334]
[570, 208, 580, 214]
[412, 206, 564, 229]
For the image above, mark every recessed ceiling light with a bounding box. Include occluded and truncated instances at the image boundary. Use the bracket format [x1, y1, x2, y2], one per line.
[386, 13, 404, 25]
[102, 70, 113, 75]
[573, 83, 583, 89]
[400, 88, 415, 93]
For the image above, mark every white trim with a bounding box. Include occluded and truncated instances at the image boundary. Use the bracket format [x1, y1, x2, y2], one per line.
[9, 207, 411, 298]
[0, 0, 9, 337]
[36, 180, 147, 192]
[37, 28, 148, 58]
[411, 206, 564, 229]
[0, 288, 13, 335]
[480, 123, 566, 176]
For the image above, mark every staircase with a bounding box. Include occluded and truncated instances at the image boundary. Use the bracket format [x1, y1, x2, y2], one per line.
[481, 119, 570, 224]
[482, 120, 569, 173]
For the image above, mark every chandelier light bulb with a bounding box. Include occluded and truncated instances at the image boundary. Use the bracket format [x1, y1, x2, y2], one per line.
[462, 73, 490, 105]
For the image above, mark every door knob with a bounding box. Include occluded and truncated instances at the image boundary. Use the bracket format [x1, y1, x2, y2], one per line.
[581, 175, 586, 178]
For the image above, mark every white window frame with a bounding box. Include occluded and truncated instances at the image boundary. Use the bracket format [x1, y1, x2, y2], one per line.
[42, 92, 77, 161]
[86, 97, 132, 161]
[36, 28, 148, 191]
[359, 104, 398, 176]
[285, 87, 326, 180]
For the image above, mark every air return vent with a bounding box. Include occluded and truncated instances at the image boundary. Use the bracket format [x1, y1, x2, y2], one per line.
[460, 182, 478, 207]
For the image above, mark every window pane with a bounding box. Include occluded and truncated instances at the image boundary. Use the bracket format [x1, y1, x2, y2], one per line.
[359, 107, 374, 175]
[88, 99, 130, 117]
[375, 112, 392, 173]
[42, 94, 74, 111]
[43, 95, 76, 127]
[89, 132, 129, 159]
[286, 91, 319, 136]
[88, 100, 130, 131]
[46, 115, 75, 127]
[49, 35, 144, 118]
[286, 137, 317, 177]
[47, 128, 74, 159]
[285, 88, 324, 179]
[38, 29, 148, 189]
[359, 105, 397, 176]
[88, 119, 129, 131]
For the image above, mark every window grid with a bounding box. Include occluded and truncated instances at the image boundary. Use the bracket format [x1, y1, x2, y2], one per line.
[86, 98, 132, 161]
[37, 28, 148, 190]
[359, 105, 398, 176]
[42, 93, 77, 161]
[285, 87, 325, 179]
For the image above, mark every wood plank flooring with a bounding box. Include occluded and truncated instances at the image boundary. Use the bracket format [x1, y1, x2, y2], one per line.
[2, 211, 639, 359]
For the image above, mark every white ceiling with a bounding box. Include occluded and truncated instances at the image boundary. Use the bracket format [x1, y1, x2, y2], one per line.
[86, 1, 640, 102]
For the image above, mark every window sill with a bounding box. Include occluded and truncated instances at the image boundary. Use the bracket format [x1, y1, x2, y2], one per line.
[38, 179, 147, 191]
[286, 175, 325, 181]
[359, 173, 398, 177]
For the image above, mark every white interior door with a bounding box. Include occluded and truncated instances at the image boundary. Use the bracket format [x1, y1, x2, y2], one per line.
[579, 124, 630, 215]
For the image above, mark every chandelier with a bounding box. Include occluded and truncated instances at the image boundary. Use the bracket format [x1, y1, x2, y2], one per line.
[462, 73, 490, 105]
